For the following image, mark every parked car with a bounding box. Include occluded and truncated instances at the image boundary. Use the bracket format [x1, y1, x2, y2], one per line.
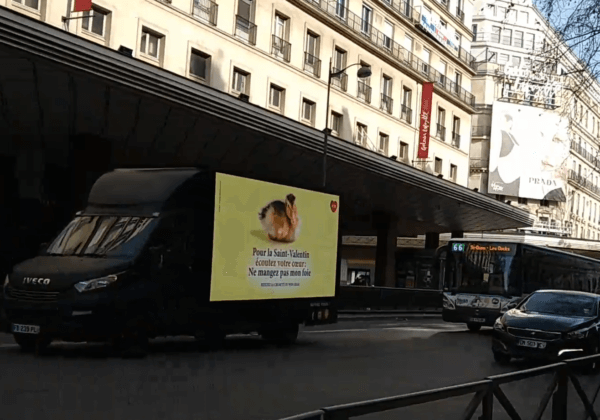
[492, 290, 600, 367]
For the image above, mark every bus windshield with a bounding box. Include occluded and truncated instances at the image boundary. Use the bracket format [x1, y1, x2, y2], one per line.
[446, 242, 520, 296]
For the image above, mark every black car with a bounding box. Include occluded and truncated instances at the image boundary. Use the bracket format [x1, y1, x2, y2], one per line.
[492, 290, 600, 365]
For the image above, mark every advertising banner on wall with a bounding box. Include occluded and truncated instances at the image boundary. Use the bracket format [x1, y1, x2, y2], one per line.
[210, 173, 340, 301]
[488, 101, 570, 201]
[417, 82, 435, 159]
[419, 9, 459, 53]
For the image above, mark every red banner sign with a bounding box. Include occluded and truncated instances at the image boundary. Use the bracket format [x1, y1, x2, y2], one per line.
[74, 0, 93, 12]
[417, 82, 434, 159]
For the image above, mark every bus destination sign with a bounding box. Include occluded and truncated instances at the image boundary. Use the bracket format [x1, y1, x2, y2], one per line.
[451, 243, 514, 253]
[469, 244, 513, 252]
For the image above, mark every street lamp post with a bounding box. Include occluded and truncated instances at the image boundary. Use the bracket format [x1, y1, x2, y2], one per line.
[322, 59, 372, 189]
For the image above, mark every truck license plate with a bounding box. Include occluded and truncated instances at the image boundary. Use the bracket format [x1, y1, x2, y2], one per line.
[518, 339, 546, 349]
[470, 317, 486, 323]
[12, 324, 40, 334]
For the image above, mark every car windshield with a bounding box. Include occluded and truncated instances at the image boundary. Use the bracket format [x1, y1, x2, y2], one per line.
[46, 216, 156, 259]
[520, 292, 598, 318]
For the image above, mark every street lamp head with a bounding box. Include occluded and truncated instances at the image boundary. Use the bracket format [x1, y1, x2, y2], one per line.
[357, 66, 372, 78]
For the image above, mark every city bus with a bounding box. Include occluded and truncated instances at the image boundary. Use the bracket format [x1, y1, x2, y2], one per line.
[439, 239, 600, 331]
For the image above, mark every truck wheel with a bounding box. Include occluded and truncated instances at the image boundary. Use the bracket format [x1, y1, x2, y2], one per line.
[13, 334, 51, 355]
[120, 329, 150, 359]
[467, 323, 482, 332]
[195, 329, 226, 351]
[262, 323, 299, 345]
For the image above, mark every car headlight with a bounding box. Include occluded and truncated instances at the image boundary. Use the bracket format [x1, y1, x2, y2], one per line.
[3, 275, 8, 288]
[566, 328, 591, 340]
[74, 274, 118, 293]
[494, 318, 507, 331]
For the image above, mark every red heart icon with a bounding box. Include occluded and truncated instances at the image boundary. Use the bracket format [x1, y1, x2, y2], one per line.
[330, 201, 338, 213]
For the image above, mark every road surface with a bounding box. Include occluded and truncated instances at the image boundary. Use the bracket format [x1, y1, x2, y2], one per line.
[0, 316, 598, 420]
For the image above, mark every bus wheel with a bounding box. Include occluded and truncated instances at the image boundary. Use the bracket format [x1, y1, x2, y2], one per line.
[467, 323, 482, 332]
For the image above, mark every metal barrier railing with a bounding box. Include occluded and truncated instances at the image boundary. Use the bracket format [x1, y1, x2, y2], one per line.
[281, 354, 600, 420]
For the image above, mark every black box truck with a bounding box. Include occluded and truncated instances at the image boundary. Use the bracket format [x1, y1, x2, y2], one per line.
[3, 169, 340, 356]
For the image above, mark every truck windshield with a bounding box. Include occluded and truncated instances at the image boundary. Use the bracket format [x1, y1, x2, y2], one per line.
[46, 216, 156, 258]
[446, 243, 520, 296]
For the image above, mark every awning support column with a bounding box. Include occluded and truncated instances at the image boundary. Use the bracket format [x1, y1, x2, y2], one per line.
[374, 212, 398, 288]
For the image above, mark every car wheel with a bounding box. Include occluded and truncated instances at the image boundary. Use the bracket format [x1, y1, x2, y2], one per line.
[493, 351, 511, 365]
[467, 323, 482, 332]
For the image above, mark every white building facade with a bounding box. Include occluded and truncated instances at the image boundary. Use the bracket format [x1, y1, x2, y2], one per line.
[469, 0, 600, 241]
[3, 0, 479, 185]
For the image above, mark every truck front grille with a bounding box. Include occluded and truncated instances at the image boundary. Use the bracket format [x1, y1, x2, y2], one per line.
[6, 287, 61, 302]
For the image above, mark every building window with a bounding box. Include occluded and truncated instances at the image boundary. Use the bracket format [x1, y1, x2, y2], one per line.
[383, 20, 394, 49]
[301, 99, 316, 125]
[524, 33, 535, 50]
[497, 6, 506, 17]
[361, 4, 372, 34]
[304, 31, 321, 77]
[491, 26, 501, 43]
[381, 76, 393, 114]
[399, 141, 409, 161]
[501, 28, 512, 46]
[452, 117, 460, 147]
[514, 31, 523, 48]
[434, 157, 443, 174]
[440, 19, 447, 29]
[356, 123, 368, 145]
[518, 197, 528, 205]
[437, 107, 446, 141]
[335, 0, 347, 19]
[269, 84, 285, 112]
[82, 7, 108, 37]
[232, 68, 250, 94]
[331, 111, 342, 135]
[404, 34, 413, 52]
[332, 47, 348, 91]
[521, 11, 529, 23]
[422, 48, 431, 74]
[189, 49, 210, 81]
[235, 0, 256, 44]
[499, 54, 509, 64]
[272, 13, 290, 61]
[140, 28, 163, 60]
[472, 24, 478, 41]
[495, 194, 506, 202]
[378, 133, 389, 154]
[512, 56, 521, 67]
[357, 62, 371, 103]
[450, 164, 457, 182]
[13, 0, 39, 10]
[401, 87, 412, 124]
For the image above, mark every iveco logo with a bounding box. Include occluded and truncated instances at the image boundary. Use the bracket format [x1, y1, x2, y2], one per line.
[23, 277, 51, 286]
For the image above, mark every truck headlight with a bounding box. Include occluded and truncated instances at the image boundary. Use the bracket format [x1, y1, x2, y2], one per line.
[566, 328, 591, 340]
[442, 295, 455, 310]
[494, 318, 506, 331]
[74, 274, 118, 293]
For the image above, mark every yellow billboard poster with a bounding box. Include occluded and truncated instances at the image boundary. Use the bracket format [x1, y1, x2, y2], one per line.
[210, 173, 340, 302]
